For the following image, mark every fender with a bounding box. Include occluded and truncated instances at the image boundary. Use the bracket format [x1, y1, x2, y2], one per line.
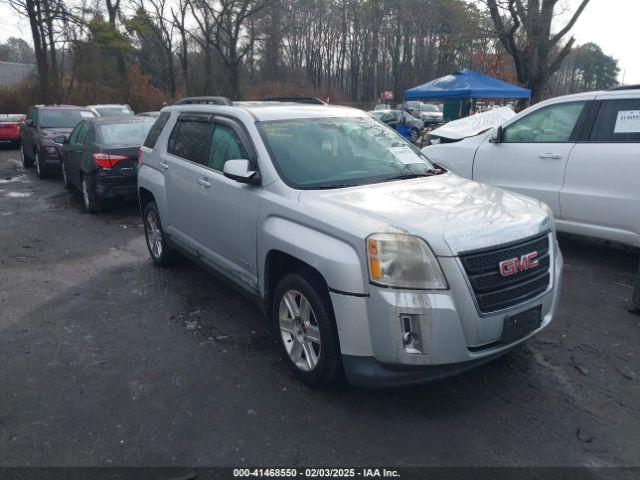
[137, 163, 168, 220]
[260, 216, 368, 296]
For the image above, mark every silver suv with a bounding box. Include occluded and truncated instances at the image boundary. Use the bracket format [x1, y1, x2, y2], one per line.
[137, 99, 563, 388]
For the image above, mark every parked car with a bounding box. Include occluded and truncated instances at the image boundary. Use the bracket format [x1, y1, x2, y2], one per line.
[369, 109, 423, 143]
[58, 116, 154, 212]
[136, 111, 161, 118]
[424, 89, 640, 248]
[137, 99, 562, 388]
[20, 105, 96, 178]
[0, 114, 24, 147]
[418, 103, 443, 126]
[86, 104, 134, 118]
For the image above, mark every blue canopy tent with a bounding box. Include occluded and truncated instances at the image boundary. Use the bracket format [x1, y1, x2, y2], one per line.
[404, 69, 531, 100]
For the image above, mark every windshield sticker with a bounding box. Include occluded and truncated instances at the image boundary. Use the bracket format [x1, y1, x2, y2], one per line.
[388, 146, 424, 165]
[80, 111, 94, 118]
[614, 110, 640, 133]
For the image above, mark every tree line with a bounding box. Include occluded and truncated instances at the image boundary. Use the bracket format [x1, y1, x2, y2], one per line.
[0, 0, 620, 111]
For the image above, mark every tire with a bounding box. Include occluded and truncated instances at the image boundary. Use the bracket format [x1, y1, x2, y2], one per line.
[81, 176, 102, 213]
[21, 144, 33, 168]
[272, 272, 341, 387]
[61, 161, 72, 189]
[410, 128, 419, 143]
[143, 201, 175, 267]
[35, 151, 47, 179]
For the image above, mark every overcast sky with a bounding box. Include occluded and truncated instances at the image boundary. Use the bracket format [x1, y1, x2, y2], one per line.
[0, 0, 638, 85]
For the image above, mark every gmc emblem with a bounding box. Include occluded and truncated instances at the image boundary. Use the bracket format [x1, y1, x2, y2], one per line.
[499, 251, 539, 277]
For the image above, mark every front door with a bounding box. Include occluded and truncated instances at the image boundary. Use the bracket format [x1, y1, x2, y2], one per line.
[473, 100, 588, 218]
[192, 118, 259, 293]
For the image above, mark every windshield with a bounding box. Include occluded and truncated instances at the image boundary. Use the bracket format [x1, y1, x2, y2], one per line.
[0, 114, 23, 122]
[98, 121, 154, 145]
[420, 105, 440, 112]
[40, 110, 94, 129]
[258, 116, 434, 189]
[95, 107, 134, 117]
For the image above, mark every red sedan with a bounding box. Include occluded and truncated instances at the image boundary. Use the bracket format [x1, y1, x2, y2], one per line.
[0, 114, 25, 147]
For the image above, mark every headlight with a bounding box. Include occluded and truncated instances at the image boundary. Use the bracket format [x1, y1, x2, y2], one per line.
[367, 233, 447, 289]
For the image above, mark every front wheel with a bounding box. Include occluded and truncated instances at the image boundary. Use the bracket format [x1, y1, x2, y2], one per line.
[35, 152, 47, 178]
[143, 201, 175, 267]
[62, 161, 72, 189]
[273, 272, 341, 387]
[20, 144, 33, 168]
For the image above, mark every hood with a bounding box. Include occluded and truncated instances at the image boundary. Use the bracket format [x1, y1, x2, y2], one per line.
[430, 107, 515, 141]
[299, 174, 552, 256]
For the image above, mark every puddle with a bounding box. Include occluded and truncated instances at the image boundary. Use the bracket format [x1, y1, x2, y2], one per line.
[5, 192, 31, 198]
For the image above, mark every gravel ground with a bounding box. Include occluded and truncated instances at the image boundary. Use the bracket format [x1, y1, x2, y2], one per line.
[0, 145, 639, 470]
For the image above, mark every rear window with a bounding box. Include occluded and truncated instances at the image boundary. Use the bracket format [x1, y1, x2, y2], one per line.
[0, 114, 24, 122]
[40, 109, 95, 128]
[98, 121, 154, 145]
[95, 107, 134, 117]
[143, 112, 171, 149]
[590, 99, 640, 142]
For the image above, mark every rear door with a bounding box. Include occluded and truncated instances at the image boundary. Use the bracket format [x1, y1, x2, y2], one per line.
[162, 114, 215, 255]
[192, 117, 260, 292]
[62, 121, 85, 187]
[473, 99, 589, 217]
[560, 95, 640, 246]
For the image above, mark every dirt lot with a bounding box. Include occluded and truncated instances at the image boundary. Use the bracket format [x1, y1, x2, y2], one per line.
[0, 145, 639, 470]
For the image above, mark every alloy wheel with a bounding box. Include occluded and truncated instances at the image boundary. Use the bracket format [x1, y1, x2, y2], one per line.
[279, 289, 321, 372]
[145, 210, 163, 259]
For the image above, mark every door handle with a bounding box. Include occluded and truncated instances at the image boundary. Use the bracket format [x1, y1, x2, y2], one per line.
[159, 161, 169, 170]
[539, 153, 562, 159]
[197, 177, 211, 188]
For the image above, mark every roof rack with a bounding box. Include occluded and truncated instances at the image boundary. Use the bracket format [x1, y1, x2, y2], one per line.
[609, 84, 640, 91]
[173, 96, 233, 106]
[263, 96, 327, 105]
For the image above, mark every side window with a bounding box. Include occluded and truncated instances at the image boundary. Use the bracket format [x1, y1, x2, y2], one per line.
[28, 108, 37, 125]
[503, 101, 586, 143]
[590, 99, 640, 142]
[76, 122, 90, 144]
[69, 122, 84, 144]
[168, 119, 214, 165]
[208, 124, 248, 171]
[144, 112, 171, 149]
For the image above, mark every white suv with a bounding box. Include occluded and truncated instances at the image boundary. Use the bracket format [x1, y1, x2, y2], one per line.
[424, 87, 640, 248]
[137, 98, 563, 387]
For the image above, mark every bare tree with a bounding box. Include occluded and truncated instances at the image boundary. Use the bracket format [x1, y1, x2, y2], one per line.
[482, 0, 591, 101]
[190, 0, 276, 98]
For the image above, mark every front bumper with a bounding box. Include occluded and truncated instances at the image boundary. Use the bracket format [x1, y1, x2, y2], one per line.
[332, 239, 563, 387]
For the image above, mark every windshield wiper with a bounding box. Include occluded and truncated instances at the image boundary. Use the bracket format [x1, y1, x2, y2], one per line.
[372, 172, 435, 184]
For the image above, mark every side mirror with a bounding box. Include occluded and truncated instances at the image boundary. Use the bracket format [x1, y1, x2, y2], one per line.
[27, 119, 35, 127]
[223, 159, 259, 185]
[53, 135, 68, 145]
[489, 126, 504, 143]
